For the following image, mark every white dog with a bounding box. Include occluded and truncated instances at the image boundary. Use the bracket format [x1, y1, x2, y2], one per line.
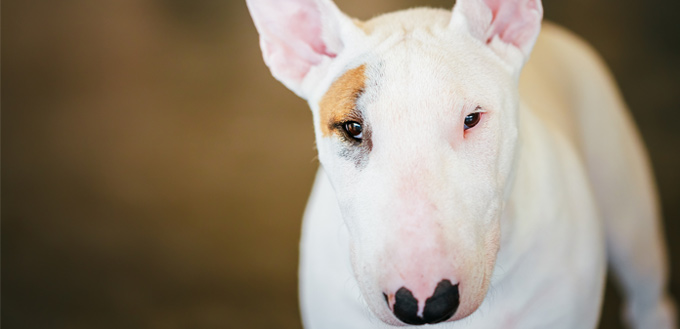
[246, 0, 676, 327]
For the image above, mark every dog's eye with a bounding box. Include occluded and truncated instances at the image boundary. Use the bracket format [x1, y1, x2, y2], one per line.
[464, 112, 481, 130]
[343, 121, 363, 140]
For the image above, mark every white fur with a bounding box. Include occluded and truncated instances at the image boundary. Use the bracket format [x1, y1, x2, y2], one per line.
[247, 1, 676, 328]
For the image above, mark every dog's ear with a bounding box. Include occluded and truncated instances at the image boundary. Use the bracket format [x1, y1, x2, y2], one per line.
[246, 0, 361, 99]
[450, 0, 543, 72]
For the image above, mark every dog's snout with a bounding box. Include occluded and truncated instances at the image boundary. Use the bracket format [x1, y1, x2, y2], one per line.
[388, 279, 460, 325]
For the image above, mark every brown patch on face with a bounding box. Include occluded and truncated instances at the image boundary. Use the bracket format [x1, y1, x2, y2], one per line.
[319, 64, 367, 137]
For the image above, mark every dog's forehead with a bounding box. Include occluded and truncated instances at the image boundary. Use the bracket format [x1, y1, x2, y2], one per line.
[377, 42, 480, 99]
[356, 40, 509, 124]
[356, 10, 511, 114]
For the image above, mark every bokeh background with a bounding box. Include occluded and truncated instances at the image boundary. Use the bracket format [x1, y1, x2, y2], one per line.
[4, 0, 680, 328]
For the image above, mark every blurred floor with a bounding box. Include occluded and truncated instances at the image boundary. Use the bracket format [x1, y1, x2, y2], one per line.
[3, 0, 680, 328]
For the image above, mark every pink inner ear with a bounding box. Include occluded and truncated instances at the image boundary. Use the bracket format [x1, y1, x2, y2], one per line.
[483, 0, 541, 52]
[287, 4, 337, 59]
[248, 0, 343, 89]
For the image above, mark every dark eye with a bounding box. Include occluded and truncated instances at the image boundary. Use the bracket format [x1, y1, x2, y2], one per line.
[343, 121, 363, 140]
[464, 112, 481, 130]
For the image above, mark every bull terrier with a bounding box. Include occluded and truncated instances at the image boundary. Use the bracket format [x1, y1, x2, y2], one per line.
[246, 0, 677, 327]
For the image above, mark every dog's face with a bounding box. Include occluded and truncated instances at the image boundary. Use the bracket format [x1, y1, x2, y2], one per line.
[248, 0, 542, 325]
[312, 10, 524, 325]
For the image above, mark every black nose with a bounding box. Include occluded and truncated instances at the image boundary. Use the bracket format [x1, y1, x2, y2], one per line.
[391, 280, 459, 325]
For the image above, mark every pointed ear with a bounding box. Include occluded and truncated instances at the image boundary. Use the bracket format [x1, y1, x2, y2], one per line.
[450, 0, 543, 71]
[246, 0, 361, 99]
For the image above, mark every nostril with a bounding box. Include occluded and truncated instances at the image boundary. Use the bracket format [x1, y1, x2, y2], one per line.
[393, 287, 425, 325]
[389, 280, 460, 325]
[423, 280, 460, 324]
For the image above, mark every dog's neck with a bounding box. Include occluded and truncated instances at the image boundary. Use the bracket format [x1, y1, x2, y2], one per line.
[496, 102, 566, 282]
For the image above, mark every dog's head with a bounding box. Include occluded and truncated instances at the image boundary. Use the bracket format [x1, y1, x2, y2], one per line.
[247, 0, 542, 325]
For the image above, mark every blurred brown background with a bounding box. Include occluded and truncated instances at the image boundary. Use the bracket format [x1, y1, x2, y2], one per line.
[3, 0, 679, 328]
